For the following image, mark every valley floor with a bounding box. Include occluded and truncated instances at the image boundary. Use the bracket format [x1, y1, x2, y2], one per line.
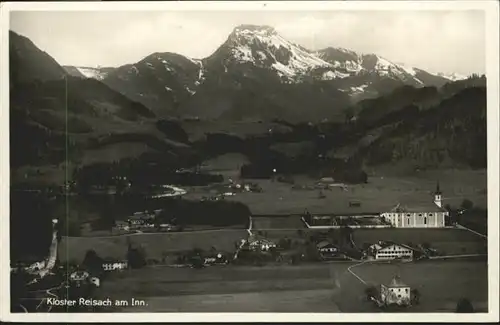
[92, 260, 488, 313]
[184, 168, 487, 214]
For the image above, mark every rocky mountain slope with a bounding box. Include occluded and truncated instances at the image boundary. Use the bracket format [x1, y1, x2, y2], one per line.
[325, 75, 487, 171]
[10, 29, 484, 182]
[361, 85, 486, 170]
[89, 25, 466, 121]
[9, 31, 192, 184]
[9, 31, 67, 87]
[100, 53, 202, 117]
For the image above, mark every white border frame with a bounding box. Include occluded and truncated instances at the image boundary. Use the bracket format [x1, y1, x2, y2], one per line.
[0, 1, 498, 323]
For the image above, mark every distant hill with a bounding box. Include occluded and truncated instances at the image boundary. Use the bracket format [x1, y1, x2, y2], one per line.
[360, 86, 486, 170]
[325, 77, 487, 171]
[9, 31, 67, 87]
[101, 52, 201, 118]
[9, 29, 486, 182]
[9, 31, 191, 185]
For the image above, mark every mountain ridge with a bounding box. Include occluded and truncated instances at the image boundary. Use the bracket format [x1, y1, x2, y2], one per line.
[9, 30, 195, 184]
[58, 24, 470, 121]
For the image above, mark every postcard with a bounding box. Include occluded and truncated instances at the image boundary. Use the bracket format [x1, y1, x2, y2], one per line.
[1, 1, 498, 322]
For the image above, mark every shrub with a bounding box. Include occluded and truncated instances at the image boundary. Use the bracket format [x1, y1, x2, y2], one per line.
[365, 285, 379, 301]
[460, 199, 474, 210]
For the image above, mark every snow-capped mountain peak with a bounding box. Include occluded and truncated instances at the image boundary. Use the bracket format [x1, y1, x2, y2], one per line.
[436, 72, 468, 81]
[74, 66, 109, 80]
[218, 24, 345, 81]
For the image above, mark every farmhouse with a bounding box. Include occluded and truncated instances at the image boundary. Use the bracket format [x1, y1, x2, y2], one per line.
[369, 241, 414, 260]
[203, 252, 229, 265]
[69, 270, 90, 287]
[102, 261, 128, 271]
[316, 241, 341, 259]
[380, 275, 411, 306]
[381, 183, 448, 228]
[114, 220, 129, 230]
[247, 235, 277, 251]
[128, 212, 155, 227]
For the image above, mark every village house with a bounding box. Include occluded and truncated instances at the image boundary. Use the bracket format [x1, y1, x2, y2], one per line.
[113, 220, 129, 231]
[381, 183, 448, 228]
[90, 276, 101, 288]
[380, 275, 411, 306]
[316, 240, 341, 259]
[69, 270, 90, 287]
[247, 235, 277, 252]
[102, 261, 128, 271]
[369, 241, 414, 260]
[128, 211, 156, 228]
[203, 252, 229, 265]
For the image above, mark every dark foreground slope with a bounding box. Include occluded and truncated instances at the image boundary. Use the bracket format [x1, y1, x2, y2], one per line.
[9, 31, 193, 185]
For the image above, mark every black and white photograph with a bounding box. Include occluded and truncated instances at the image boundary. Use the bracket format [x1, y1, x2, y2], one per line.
[1, 0, 499, 322]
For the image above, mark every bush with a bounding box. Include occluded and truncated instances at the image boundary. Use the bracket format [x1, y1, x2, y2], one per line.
[82, 250, 104, 274]
[460, 199, 474, 210]
[411, 289, 421, 305]
[365, 285, 379, 301]
[127, 244, 146, 269]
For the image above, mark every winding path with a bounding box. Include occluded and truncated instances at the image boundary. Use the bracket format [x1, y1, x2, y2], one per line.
[455, 223, 487, 239]
[347, 261, 368, 286]
[34, 282, 64, 312]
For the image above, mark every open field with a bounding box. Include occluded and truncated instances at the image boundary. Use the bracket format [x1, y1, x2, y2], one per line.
[93, 263, 350, 312]
[180, 120, 292, 142]
[250, 217, 486, 256]
[91, 260, 487, 312]
[348, 260, 488, 312]
[352, 228, 487, 255]
[185, 167, 487, 215]
[58, 229, 248, 263]
[252, 215, 306, 230]
[199, 153, 250, 174]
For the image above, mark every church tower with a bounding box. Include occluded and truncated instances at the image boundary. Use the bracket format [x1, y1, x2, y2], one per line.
[434, 181, 442, 208]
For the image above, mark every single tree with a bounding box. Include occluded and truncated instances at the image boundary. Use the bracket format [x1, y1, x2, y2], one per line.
[411, 289, 421, 305]
[365, 285, 378, 302]
[460, 199, 474, 211]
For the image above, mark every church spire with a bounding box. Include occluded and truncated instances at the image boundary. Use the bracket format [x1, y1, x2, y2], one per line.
[434, 181, 443, 208]
[435, 181, 442, 195]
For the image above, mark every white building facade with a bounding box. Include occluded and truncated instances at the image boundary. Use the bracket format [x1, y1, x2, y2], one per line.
[374, 244, 414, 260]
[381, 276, 411, 306]
[381, 183, 448, 228]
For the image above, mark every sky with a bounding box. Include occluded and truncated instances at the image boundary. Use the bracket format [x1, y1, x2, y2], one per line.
[10, 10, 486, 75]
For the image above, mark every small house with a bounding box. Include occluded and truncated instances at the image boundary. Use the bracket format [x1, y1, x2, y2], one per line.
[128, 212, 155, 227]
[69, 270, 89, 287]
[203, 253, 228, 265]
[249, 238, 277, 252]
[349, 201, 361, 208]
[102, 261, 128, 271]
[114, 220, 129, 230]
[158, 223, 173, 232]
[316, 241, 340, 259]
[380, 276, 411, 306]
[89, 277, 100, 288]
